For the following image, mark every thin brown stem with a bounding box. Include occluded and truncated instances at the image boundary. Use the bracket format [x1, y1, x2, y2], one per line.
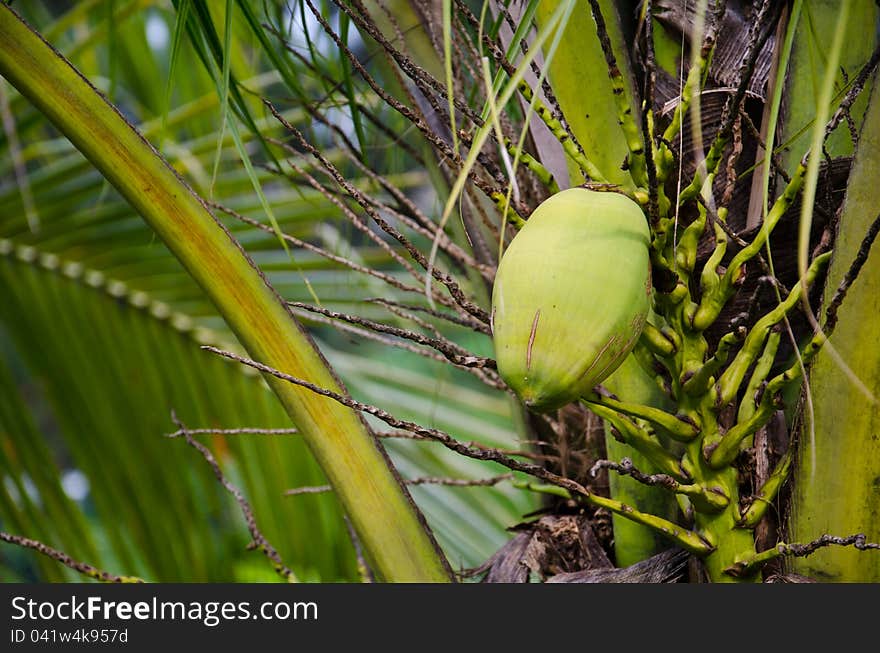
[824, 212, 880, 333]
[289, 301, 498, 371]
[211, 200, 466, 313]
[200, 346, 713, 555]
[367, 297, 491, 335]
[0, 531, 144, 583]
[268, 101, 490, 323]
[170, 412, 296, 582]
[167, 427, 298, 437]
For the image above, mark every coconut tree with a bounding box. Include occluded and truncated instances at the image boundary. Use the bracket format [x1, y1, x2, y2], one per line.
[1, 0, 879, 583]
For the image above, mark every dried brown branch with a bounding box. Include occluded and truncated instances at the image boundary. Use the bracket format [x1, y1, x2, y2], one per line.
[376, 429, 542, 459]
[346, 174, 494, 279]
[355, 0, 537, 198]
[825, 41, 880, 138]
[783, 534, 880, 558]
[739, 109, 792, 184]
[199, 346, 598, 500]
[459, 0, 571, 146]
[286, 473, 513, 496]
[289, 301, 500, 373]
[267, 100, 491, 323]
[289, 305, 505, 390]
[715, 0, 776, 143]
[640, 0, 660, 223]
[169, 412, 296, 583]
[263, 145, 428, 284]
[0, 531, 144, 583]
[465, 184, 504, 251]
[730, 276, 789, 331]
[373, 297, 443, 338]
[284, 485, 332, 496]
[211, 200, 468, 314]
[728, 534, 880, 577]
[272, 107, 481, 273]
[367, 297, 491, 335]
[264, 152, 474, 283]
[361, 1, 444, 156]
[721, 113, 743, 206]
[293, 307, 451, 362]
[336, 0, 485, 126]
[794, 45, 880, 170]
[167, 426, 298, 437]
[824, 212, 880, 333]
[262, 22, 428, 166]
[590, 457, 680, 491]
[407, 473, 514, 487]
[343, 515, 375, 583]
[300, 0, 529, 219]
[376, 429, 430, 441]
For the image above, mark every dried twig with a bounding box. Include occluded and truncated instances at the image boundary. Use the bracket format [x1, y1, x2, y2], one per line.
[295, 308, 451, 361]
[640, 0, 660, 223]
[781, 533, 880, 556]
[200, 345, 714, 555]
[300, 0, 529, 219]
[590, 458, 728, 510]
[739, 109, 792, 184]
[824, 41, 880, 139]
[590, 457, 679, 490]
[406, 473, 514, 487]
[715, 0, 776, 144]
[262, 21, 428, 166]
[289, 305, 505, 390]
[824, 212, 880, 333]
[372, 298, 443, 338]
[268, 105, 492, 278]
[267, 144, 428, 284]
[0, 531, 144, 583]
[167, 427, 298, 437]
[299, 310, 506, 389]
[367, 297, 491, 335]
[343, 515, 375, 583]
[376, 429, 541, 459]
[284, 485, 332, 496]
[200, 345, 586, 492]
[285, 473, 513, 496]
[726, 533, 880, 578]
[290, 301, 498, 371]
[211, 200, 468, 314]
[335, 0, 484, 126]
[267, 101, 491, 324]
[169, 412, 297, 583]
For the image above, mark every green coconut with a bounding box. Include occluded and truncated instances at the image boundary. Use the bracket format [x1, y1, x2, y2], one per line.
[491, 188, 651, 412]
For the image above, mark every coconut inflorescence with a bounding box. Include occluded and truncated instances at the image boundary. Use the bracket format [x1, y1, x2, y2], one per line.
[491, 188, 652, 412]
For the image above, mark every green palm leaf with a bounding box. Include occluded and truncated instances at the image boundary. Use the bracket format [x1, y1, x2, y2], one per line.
[1, 1, 533, 581]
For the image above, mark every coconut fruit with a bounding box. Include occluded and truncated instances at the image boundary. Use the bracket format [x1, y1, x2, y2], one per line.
[491, 188, 651, 412]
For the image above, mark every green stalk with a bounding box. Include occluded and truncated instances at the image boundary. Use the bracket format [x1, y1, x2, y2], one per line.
[0, 4, 451, 582]
[534, 0, 638, 189]
[739, 447, 793, 529]
[685, 405, 759, 583]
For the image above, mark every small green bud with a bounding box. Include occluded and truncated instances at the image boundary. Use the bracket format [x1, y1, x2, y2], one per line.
[491, 188, 651, 411]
